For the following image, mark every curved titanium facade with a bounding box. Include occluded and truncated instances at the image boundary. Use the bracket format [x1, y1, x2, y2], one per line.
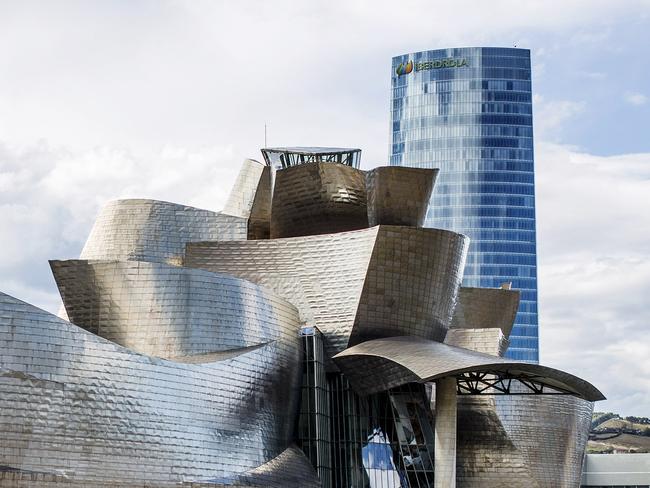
[188, 227, 378, 359]
[0, 155, 601, 487]
[445, 327, 510, 357]
[390, 47, 538, 362]
[50, 259, 299, 361]
[0, 292, 310, 486]
[449, 322, 594, 488]
[365, 167, 438, 226]
[455, 395, 593, 488]
[451, 286, 520, 337]
[197, 446, 322, 488]
[221, 158, 272, 239]
[248, 165, 273, 239]
[456, 396, 537, 487]
[271, 162, 368, 238]
[80, 199, 247, 264]
[495, 394, 594, 488]
[186, 225, 468, 359]
[221, 158, 267, 218]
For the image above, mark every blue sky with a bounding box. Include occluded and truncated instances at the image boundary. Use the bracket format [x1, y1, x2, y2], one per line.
[0, 0, 649, 415]
[531, 19, 650, 154]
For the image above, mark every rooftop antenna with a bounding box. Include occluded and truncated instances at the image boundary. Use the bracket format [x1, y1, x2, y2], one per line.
[264, 123, 267, 148]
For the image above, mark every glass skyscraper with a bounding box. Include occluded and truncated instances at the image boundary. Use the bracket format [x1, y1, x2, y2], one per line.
[389, 47, 538, 362]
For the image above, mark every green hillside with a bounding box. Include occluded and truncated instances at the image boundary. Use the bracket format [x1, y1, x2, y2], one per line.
[588, 412, 650, 453]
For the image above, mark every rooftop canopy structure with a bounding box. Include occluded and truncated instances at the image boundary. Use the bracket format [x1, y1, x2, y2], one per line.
[261, 146, 361, 169]
[333, 336, 605, 400]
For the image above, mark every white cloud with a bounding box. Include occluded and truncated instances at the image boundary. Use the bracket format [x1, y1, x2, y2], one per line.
[533, 96, 586, 140]
[0, 140, 241, 314]
[624, 91, 648, 106]
[536, 142, 650, 416]
[1, 0, 648, 159]
[576, 70, 607, 80]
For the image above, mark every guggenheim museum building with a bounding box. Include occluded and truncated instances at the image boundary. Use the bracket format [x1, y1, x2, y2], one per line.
[0, 145, 603, 488]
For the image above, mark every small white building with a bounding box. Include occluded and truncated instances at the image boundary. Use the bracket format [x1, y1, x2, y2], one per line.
[582, 453, 650, 487]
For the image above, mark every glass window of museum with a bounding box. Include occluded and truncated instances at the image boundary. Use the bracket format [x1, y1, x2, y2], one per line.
[390, 47, 538, 362]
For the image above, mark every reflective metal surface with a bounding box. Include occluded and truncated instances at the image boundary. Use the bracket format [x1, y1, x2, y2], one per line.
[186, 226, 468, 360]
[495, 393, 594, 488]
[456, 395, 537, 487]
[270, 162, 368, 238]
[349, 226, 468, 346]
[50, 259, 299, 361]
[333, 336, 605, 401]
[450, 321, 594, 488]
[248, 165, 273, 239]
[451, 286, 520, 337]
[221, 158, 273, 240]
[221, 158, 267, 219]
[0, 292, 312, 486]
[80, 198, 247, 264]
[187, 227, 378, 361]
[184, 446, 322, 487]
[365, 167, 437, 227]
[457, 395, 593, 488]
[445, 327, 510, 357]
[0, 154, 602, 488]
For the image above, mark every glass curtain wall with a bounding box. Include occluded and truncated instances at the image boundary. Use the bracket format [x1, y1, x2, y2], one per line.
[298, 327, 437, 488]
[390, 47, 539, 362]
[328, 375, 435, 488]
[298, 327, 333, 486]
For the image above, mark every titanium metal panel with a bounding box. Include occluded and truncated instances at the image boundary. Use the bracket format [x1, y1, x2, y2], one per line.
[270, 162, 368, 238]
[365, 166, 438, 227]
[333, 336, 604, 400]
[221, 158, 272, 239]
[0, 147, 603, 488]
[185, 226, 468, 359]
[456, 396, 538, 488]
[451, 286, 520, 338]
[247, 165, 273, 239]
[221, 158, 267, 219]
[183, 446, 321, 487]
[445, 327, 510, 357]
[350, 226, 468, 345]
[50, 259, 299, 361]
[495, 394, 593, 488]
[0, 292, 306, 487]
[446, 321, 591, 488]
[187, 226, 378, 359]
[80, 199, 247, 264]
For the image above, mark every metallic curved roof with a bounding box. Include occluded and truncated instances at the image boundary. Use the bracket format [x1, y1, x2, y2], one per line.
[333, 336, 605, 401]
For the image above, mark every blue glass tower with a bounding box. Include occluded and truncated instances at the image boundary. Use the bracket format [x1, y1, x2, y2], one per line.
[390, 47, 538, 362]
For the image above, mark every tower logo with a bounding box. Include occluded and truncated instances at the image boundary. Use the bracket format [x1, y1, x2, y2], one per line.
[395, 60, 413, 76]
